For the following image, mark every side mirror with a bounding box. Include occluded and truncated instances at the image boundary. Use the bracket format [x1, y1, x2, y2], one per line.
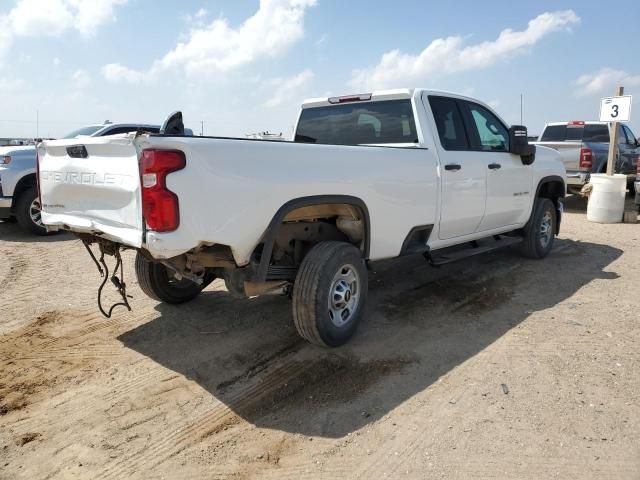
[509, 125, 536, 164]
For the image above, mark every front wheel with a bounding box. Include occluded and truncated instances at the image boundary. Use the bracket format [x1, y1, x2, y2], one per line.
[16, 187, 52, 236]
[292, 241, 368, 347]
[135, 252, 214, 304]
[520, 198, 556, 259]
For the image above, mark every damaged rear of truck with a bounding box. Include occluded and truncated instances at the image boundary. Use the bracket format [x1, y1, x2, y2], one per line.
[37, 133, 385, 315]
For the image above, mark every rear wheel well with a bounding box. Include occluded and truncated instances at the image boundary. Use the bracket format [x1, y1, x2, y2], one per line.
[11, 173, 37, 209]
[255, 197, 370, 282]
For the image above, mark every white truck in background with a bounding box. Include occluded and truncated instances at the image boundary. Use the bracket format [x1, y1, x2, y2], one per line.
[37, 89, 566, 347]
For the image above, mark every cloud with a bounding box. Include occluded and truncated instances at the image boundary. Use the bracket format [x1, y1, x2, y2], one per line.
[264, 69, 314, 107]
[72, 68, 91, 88]
[103, 0, 317, 83]
[102, 63, 145, 84]
[3, 0, 127, 36]
[575, 68, 640, 96]
[0, 0, 127, 60]
[182, 7, 208, 26]
[350, 10, 580, 91]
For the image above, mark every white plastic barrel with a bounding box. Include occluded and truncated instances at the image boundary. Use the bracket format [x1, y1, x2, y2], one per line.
[586, 173, 627, 223]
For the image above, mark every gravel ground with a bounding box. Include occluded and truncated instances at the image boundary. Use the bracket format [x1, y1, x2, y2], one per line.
[0, 194, 638, 479]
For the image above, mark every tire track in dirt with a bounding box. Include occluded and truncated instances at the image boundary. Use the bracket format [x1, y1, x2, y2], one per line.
[100, 348, 352, 478]
[102, 368, 181, 403]
[0, 307, 147, 363]
[0, 252, 29, 289]
[98, 357, 323, 479]
[99, 351, 416, 479]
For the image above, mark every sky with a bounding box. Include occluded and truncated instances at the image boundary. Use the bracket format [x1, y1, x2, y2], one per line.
[0, 0, 639, 139]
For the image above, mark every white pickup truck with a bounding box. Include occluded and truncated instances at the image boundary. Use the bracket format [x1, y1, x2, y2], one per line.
[37, 89, 566, 347]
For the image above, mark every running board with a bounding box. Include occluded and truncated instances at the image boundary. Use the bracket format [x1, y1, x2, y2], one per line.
[425, 236, 522, 266]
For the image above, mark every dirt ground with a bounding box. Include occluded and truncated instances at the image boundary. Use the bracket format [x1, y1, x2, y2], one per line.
[0, 195, 639, 479]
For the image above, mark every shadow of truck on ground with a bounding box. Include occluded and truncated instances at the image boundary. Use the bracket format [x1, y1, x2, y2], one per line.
[0, 220, 74, 243]
[119, 239, 621, 438]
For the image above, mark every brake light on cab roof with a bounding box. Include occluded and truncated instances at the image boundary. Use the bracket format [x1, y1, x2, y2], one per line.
[328, 93, 372, 104]
[568, 121, 585, 126]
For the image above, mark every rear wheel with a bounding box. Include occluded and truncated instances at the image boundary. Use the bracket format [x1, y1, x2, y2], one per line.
[520, 198, 556, 259]
[292, 241, 367, 347]
[16, 187, 51, 236]
[135, 252, 214, 304]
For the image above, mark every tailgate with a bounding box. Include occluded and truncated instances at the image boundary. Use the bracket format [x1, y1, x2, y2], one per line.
[533, 141, 583, 171]
[37, 135, 143, 247]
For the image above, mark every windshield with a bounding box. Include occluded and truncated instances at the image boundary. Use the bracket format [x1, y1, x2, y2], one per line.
[295, 100, 418, 145]
[61, 125, 104, 139]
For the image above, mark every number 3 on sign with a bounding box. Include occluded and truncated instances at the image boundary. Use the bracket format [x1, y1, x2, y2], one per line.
[599, 96, 632, 122]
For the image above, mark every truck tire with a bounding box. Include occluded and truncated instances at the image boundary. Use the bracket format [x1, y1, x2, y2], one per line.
[15, 187, 50, 236]
[520, 198, 556, 259]
[292, 241, 368, 347]
[135, 252, 213, 304]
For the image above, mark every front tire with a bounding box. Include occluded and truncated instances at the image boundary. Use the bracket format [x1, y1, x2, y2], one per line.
[135, 252, 213, 304]
[292, 241, 368, 347]
[520, 197, 556, 259]
[16, 187, 51, 236]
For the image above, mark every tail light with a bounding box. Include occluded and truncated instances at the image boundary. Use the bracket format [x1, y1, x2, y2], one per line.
[140, 149, 185, 232]
[636, 155, 640, 176]
[579, 147, 593, 170]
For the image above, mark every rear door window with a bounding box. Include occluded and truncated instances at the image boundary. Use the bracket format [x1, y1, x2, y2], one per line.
[294, 100, 418, 145]
[428, 96, 469, 151]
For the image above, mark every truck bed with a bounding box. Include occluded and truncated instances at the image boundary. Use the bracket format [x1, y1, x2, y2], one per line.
[37, 134, 438, 264]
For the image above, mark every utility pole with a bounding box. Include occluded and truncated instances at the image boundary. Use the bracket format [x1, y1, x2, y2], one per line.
[200, 121, 204, 136]
[36, 110, 39, 139]
[606, 86, 624, 176]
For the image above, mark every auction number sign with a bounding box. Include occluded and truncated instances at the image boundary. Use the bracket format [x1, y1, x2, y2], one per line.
[599, 95, 632, 122]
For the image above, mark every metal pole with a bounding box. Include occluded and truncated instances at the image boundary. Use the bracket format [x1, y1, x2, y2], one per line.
[200, 121, 204, 136]
[520, 94, 523, 125]
[36, 110, 39, 138]
[606, 86, 624, 176]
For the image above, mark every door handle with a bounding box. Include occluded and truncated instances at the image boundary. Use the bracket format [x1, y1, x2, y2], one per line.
[488, 163, 502, 170]
[444, 163, 461, 171]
